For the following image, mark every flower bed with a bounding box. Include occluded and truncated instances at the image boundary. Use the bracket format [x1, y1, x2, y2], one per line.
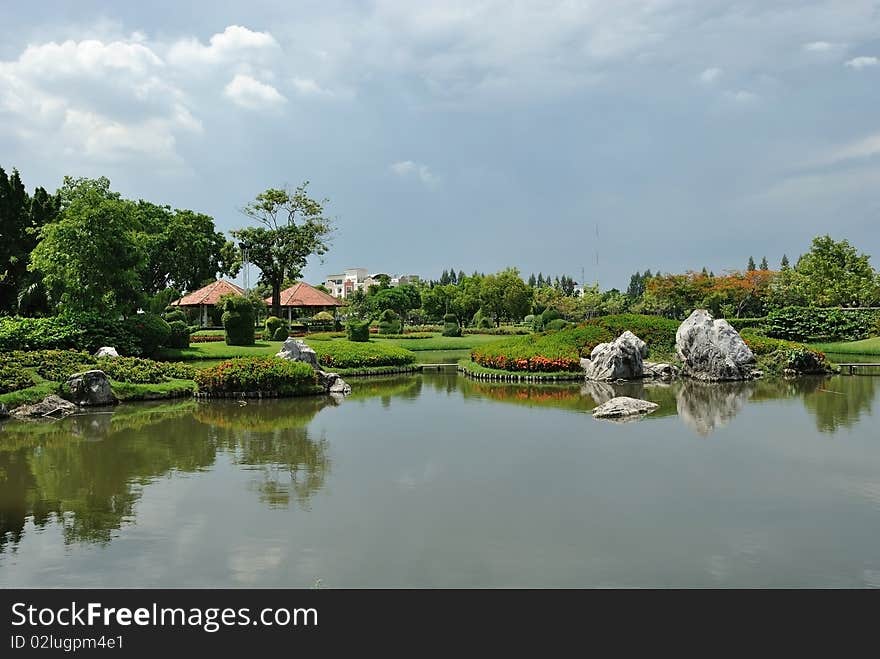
[470, 326, 612, 372]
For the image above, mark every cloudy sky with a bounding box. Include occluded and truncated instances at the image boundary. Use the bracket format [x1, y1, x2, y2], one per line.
[1, 1, 879, 289]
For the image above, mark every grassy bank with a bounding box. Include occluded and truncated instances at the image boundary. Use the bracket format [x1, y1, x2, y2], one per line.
[810, 337, 880, 356]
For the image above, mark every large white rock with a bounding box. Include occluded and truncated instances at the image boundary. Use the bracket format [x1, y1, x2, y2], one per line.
[582, 330, 647, 381]
[675, 309, 758, 381]
[64, 370, 118, 406]
[276, 338, 319, 368]
[94, 346, 119, 358]
[592, 396, 659, 419]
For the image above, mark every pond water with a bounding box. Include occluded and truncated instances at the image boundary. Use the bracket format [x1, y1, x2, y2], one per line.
[1, 372, 879, 588]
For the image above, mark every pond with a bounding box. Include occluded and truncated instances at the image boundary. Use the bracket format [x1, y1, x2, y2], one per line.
[1, 372, 879, 587]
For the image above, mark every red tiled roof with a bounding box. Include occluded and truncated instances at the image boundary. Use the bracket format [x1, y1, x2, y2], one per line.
[172, 280, 245, 306]
[265, 282, 343, 307]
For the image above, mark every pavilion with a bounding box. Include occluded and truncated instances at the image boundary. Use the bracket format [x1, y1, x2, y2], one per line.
[171, 279, 245, 326]
[265, 282, 344, 322]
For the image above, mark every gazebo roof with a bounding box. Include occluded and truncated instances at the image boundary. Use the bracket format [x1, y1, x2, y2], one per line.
[266, 282, 343, 308]
[172, 279, 245, 307]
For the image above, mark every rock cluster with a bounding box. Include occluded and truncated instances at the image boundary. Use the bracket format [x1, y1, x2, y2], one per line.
[10, 395, 77, 420]
[675, 309, 759, 381]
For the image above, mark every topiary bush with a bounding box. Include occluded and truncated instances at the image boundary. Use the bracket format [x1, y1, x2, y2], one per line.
[220, 296, 255, 346]
[442, 313, 461, 337]
[477, 316, 493, 330]
[765, 307, 878, 342]
[378, 309, 402, 335]
[123, 313, 172, 357]
[544, 318, 569, 331]
[162, 307, 187, 324]
[273, 326, 290, 341]
[541, 308, 561, 324]
[166, 320, 191, 349]
[265, 316, 286, 336]
[194, 357, 316, 395]
[346, 319, 371, 342]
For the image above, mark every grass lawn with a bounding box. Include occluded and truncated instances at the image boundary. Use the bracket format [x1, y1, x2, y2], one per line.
[370, 334, 503, 351]
[156, 341, 283, 361]
[810, 337, 880, 356]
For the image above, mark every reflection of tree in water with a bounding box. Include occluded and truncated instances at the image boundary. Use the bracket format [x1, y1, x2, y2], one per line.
[0, 397, 335, 551]
[802, 375, 876, 433]
[675, 380, 757, 437]
[346, 376, 423, 409]
[192, 400, 332, 510]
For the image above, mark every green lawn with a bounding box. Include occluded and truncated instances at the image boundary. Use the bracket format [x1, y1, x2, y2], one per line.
[156, 341, 283, 361]
[810, 337, 880, 356]
[370, 334, 503, 351]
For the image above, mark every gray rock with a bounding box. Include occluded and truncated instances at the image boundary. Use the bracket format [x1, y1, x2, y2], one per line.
[64, 370, 118, 406]
[10, 395, 77, 419]
[0, 403, 8, 419]
[317, 370, 351, 397]
[675, 309, 758, 381]
[582, 330, 647, 381]
[676, 380, 754, 436]
[276, 338, 319, 368]
[644, 361, 679, 380]
[592, 396, 659, 419]
[94, 346, 119, 358]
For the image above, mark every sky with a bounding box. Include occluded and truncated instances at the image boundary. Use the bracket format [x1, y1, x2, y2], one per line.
[1, 0, 879, 290]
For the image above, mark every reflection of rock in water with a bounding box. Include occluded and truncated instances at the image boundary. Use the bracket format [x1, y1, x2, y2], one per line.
[581, 381, 648, 406]
[676, 380, 756, 436]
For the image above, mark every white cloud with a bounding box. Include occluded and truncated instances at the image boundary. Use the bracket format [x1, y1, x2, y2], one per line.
[845, 56, 878, 69]
[223, 74, 287, 109]
[814, 133, 880, 166]
[698, 67, 722, 84]
[724, 90, 758, 104]
[803, 41, 833, 51]
[167, 25, 278, 67]
[390, 160, 437, 185]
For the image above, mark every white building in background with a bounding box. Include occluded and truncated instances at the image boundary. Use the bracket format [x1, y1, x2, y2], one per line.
[324, 268, 420, 298]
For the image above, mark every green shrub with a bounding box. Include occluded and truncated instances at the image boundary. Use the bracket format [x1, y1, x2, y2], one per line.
[272, 326, 290, 341]
[442, 313, 461, 337]
[378, 309, 402, 335]
[265, 316, 286, 336]
[541, 308, 561, 324]
[346, 320, 371, 342]
[727, 317, 766, 332]
[32, 350, 95, 381]
[310, 341, 416, 369]
[0, 364, 36, 394]
[220, 297, 255, 346]
[124, 313, 172, 357]
[162, 308, 187, 324]
[586, 314, 680, 353]
[471, 325, 612, 372]
[194, 357, 316, 395]
[462, 326, 531, 335]
[0, 314, 141, 355]
[741, 331, 830, 374]
[96, 356, 196, 383]
[765, 307, 878, 342]
[166, 320, 190, 349]
[313, 311, 335, 321]
[544, 318, 569, 331]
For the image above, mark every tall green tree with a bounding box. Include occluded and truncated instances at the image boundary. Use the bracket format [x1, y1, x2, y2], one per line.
[747, 256, 756, 271]
[30, 176, 144, 315]
[780, 254, 790, 270]
[233, 183, 333, 317]
[480, 268, 533, 326]
[793, 235, 879, 306]
[759, 256, 769, 271]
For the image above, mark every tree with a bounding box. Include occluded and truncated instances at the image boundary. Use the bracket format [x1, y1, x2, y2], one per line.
[0, 168, 60, 314]
[233, 183, 333, 317]
[792, 235, 879, 306]
[528, 273, 536, 287]
[439, 269, 451, 285]
[747, 256, 756, 271]
[133, 202, 239, 294]
[780, 254, 790, 270]
[760, 256, 769, 271]
[536, 273, 545, 288]
[480, 268, 533, 326]
[30, 176, 144, 315]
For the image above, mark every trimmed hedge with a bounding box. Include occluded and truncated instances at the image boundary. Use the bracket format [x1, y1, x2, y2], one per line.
[194, 357, 316, 395]
[727, 317, 766, 332]
[765, 306, 878, 342]
[471, 325, 612, 372]
[378, 309, 402, 335]
[0, 313, 146, 355]
[442, 313, 461, 337]
[462, 326, 530, 335]
[346, 320, 371, 342]
[310, 341, 416, 369]
[124, 313, 172, 356]
[0, 364, 35, 394]
[586, 314, 680, 353]
[221, 297, 255, 346]
[166, 320, 191, 348]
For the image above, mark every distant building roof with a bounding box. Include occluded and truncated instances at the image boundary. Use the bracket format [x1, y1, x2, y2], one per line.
[172, 279, 244, 307]
[265, 282, 343, 308]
